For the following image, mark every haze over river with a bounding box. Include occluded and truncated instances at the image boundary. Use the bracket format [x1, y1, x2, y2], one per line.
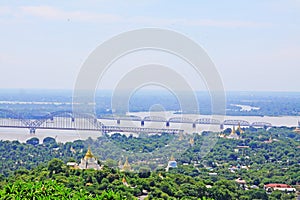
[0, 111, 299, 143]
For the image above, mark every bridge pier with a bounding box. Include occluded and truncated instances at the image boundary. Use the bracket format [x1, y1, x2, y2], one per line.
[220, 124, 224, 130]
[166, 121, 170, 127]
[29, 128, 36, 134]
[141, 120, 144, 126]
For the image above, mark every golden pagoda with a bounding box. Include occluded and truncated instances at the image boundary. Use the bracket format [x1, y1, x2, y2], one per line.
[122, 177, 129, 187]
[170, 154, 175, 161]
[84, 147, 94, 159]
[231, 126, 236, 134]
[189, 138, 195, 146]
[294, 127, 300, 133]
[78, 147, 102, 170]
[179, 133, 183, 141]
[237, 123, 244, 134]
[227, 126, 240, 139]
[122, 157, 132, 171]
[158, 173, 164, 179]
[122, 177, 127, 184]
[293, 121, 300, 133]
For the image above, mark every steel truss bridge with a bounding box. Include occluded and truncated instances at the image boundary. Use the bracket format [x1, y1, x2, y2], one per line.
[0, 109, 273, 134]
[0, 109, 183, 134]
[99, 115, 273, 129]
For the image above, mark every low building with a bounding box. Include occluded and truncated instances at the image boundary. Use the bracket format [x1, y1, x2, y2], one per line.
[264, 183, 296, 193]
[235, 178, 246, 185]
[250, 185, 259, 189]
[263, 135, 274, 144]
[66, 162, 78, 168]
[228, 165, 239, 173]
[236, 178, 248, 190]
[237, 145, 250, 149]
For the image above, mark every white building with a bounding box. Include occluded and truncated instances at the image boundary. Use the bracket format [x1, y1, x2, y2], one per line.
[264, 183, 296, 193]
[166, 155, 177, 172]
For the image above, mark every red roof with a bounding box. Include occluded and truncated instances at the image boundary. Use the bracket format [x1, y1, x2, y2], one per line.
[264, 183, 291, 188]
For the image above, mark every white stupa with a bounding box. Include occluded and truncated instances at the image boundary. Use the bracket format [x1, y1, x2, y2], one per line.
[78, 147, 102, 170]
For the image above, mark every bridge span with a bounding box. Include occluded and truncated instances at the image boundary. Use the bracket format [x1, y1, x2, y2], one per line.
[0, 109, 273, 134]
[0, 109, 183, 134]
[98, 114, 273, 129]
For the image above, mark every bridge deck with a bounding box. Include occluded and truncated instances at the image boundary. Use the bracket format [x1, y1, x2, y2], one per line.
[0, 109, 273, 135]
[0, 124, 183, 134]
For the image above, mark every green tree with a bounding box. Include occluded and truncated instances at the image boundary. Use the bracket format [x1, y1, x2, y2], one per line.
[26, 137, 39, 146]
[48, 158, 64, 174]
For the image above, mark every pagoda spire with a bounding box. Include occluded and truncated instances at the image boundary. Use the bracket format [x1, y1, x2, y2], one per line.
[269, 133, 273, 142]
[189, 137, 194, 146]
[293, 121, 300, 133]
[170, 154, 175, 161]
[179, 133, 183, 141]
[77, 146, 102, 170]
[237, 123, 244, 134]
[122, 157, 131, 171]
[84, 146, 94, 159]
[231, 126, 236, 134]
[118, 159, 122, 168]
[122, 176, 129, 187]
[122, 177, 127, 183]
[227, 125, 240, 139]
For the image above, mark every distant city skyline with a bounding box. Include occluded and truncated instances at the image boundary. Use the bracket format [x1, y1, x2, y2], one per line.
[0, 1, 300, 91]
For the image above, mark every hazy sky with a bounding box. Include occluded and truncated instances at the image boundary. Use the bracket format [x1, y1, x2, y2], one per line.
[0, 0, 300, 91]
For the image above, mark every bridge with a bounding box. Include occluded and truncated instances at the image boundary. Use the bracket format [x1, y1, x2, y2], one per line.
[0, 109, 273, 134]
[98, 114, 273, 129]
[0, 109, 183, 134]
